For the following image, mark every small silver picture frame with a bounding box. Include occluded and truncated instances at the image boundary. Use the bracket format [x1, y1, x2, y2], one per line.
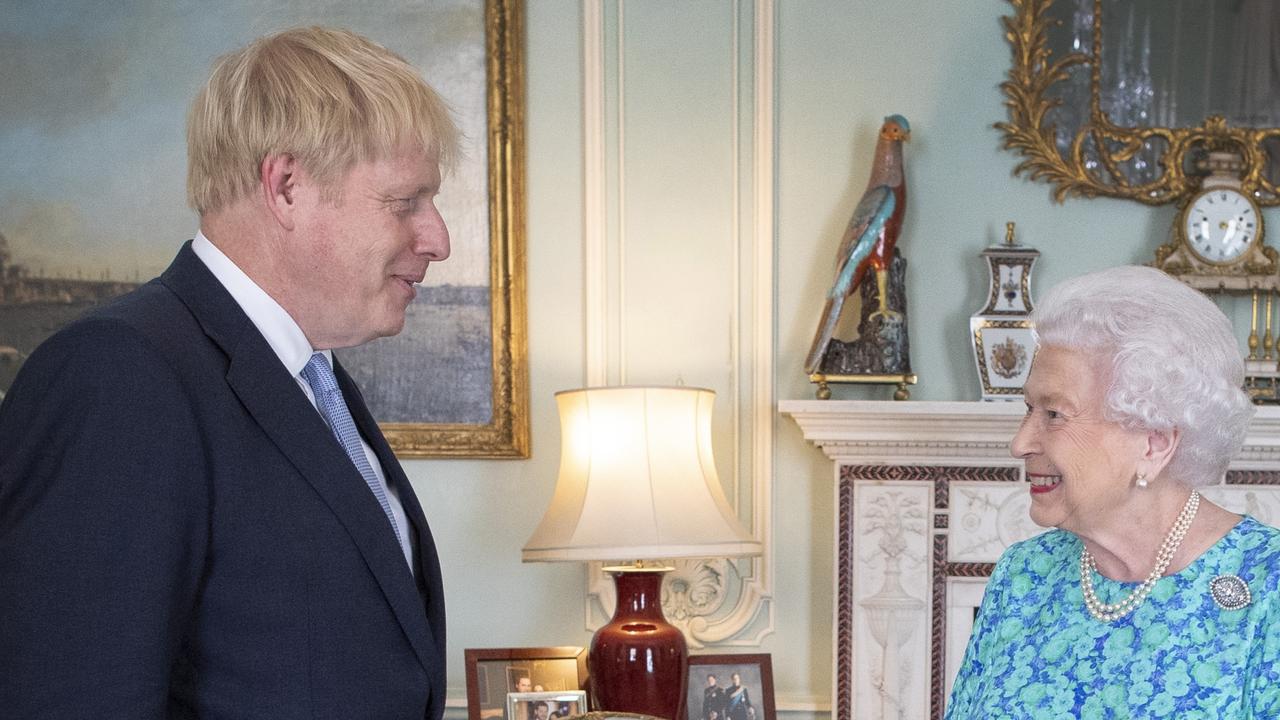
[506, 690, 588, 720]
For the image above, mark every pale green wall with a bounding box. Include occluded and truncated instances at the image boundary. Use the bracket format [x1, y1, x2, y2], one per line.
[776, 2, 1176, 408]
[421, 1, 1273, 716]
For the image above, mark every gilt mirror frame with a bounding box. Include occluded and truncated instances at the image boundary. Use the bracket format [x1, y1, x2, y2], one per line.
[997, 0, 1280, 206]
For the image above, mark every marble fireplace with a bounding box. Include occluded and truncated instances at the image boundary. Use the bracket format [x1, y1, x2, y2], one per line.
[780, 401, 1280, 720]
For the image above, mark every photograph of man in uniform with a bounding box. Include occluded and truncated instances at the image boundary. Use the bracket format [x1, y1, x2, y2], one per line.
[702, 673, 726, 720]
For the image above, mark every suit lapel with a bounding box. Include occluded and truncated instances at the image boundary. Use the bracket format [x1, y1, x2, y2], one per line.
[334, 357, 446, 688]
[159, 243, 435, 673]
[333, 364, 435, 592]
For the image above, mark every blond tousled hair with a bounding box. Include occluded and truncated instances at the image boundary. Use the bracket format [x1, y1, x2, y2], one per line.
[186, 26, 459, 215]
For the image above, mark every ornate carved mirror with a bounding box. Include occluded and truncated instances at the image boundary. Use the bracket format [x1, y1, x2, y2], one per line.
[998, 0, 1280, 205]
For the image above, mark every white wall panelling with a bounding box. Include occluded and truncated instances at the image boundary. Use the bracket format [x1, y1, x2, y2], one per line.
[580, 0, 777, 648]
[378, 0, 1280, 713]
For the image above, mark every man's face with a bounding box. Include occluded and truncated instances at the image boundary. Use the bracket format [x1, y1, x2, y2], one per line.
[534, 706, 548, 720]
[293, 143, 449, 349]
[732, 673, 741, 686]
[515, 677, 532, 692]
[706, 676, 717, 688]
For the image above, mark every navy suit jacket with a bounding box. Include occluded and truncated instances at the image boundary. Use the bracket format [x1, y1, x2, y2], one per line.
[0, 243, 446, 719]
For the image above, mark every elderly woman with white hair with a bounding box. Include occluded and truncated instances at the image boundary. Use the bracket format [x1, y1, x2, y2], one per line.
[945, 266, 1280, 718]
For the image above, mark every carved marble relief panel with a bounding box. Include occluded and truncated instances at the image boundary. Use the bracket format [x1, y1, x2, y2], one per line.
[850, 481, 931, 720]
[948, 481, 1045, 563]
[836, 463, 1026, 720]
[1202, 483, 1280, 525]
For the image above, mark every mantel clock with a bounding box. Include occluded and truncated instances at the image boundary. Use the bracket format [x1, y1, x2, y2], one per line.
[1153, 154, 1280, 403]
[1154, 152, 1277, 292]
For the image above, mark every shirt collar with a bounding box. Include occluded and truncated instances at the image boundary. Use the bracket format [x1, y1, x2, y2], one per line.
[190, 231, 330, 376]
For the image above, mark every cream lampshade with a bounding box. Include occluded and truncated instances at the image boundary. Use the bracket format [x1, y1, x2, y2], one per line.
[523, 385, 760, 562]
[522, 385, 761, 719]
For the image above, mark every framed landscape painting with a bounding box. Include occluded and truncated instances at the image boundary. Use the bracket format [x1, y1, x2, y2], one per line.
[0, 0, 528, 457]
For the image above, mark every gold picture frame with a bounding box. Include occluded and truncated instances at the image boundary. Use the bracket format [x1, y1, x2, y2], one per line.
[381, 0, 529, 458]
[0, 0, 529, 458]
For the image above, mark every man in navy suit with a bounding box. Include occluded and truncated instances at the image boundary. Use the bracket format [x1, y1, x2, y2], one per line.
[0, 26, 456, 719]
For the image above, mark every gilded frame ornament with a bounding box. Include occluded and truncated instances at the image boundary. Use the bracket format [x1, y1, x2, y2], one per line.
[997, 0, 1280, 206]
[383, 0, 529, 458]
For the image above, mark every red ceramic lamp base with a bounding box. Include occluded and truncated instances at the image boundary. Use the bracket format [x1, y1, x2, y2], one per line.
[589, 567, 688, 719]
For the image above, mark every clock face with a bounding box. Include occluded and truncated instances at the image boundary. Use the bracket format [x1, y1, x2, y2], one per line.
[1183, 188, 1260, 264]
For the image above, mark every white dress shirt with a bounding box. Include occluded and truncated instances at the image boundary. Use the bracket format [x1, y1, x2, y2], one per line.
[191, 232, 415, 572]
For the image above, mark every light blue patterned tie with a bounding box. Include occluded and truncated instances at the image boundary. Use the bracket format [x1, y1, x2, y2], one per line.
[301, 352, 404, 549]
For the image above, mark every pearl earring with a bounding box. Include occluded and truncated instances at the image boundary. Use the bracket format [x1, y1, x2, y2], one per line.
[1136, 472, 1148, 488]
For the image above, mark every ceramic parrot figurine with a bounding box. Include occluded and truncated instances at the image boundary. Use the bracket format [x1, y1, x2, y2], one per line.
[804, 114, 910, 375]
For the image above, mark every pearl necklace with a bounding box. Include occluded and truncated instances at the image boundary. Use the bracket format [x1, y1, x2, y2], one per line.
[1079, 490, 1200, 623]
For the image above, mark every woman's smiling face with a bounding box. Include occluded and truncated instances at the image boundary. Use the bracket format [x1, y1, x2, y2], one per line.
[1011, 345, 1148, 534]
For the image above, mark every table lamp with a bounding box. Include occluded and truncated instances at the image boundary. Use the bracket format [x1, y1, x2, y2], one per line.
[522, 386, 762, 719]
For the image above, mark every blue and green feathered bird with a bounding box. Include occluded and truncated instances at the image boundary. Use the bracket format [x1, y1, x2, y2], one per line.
[805, 114, 910, 374]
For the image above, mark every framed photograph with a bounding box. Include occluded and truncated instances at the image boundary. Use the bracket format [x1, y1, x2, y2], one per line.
[464, 647, 589, 720]
[685, 654, 777, 720]
[0, 0, 528, 458]
[506, 691, 587, 720]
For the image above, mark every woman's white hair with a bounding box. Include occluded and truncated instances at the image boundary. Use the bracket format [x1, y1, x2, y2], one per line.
[1032, 265, 1254, 487]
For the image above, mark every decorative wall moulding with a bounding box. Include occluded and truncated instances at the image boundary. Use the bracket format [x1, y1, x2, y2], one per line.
[580, 0, 778, 648]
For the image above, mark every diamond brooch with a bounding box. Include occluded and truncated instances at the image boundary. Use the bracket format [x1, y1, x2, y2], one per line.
[1209, 574, 1252, 611]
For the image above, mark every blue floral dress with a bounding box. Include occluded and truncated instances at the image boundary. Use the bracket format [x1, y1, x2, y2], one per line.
[945, 516, 1280, 719]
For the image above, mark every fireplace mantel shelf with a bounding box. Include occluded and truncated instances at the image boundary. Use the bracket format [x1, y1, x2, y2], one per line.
[780, 400, 1280, 466]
